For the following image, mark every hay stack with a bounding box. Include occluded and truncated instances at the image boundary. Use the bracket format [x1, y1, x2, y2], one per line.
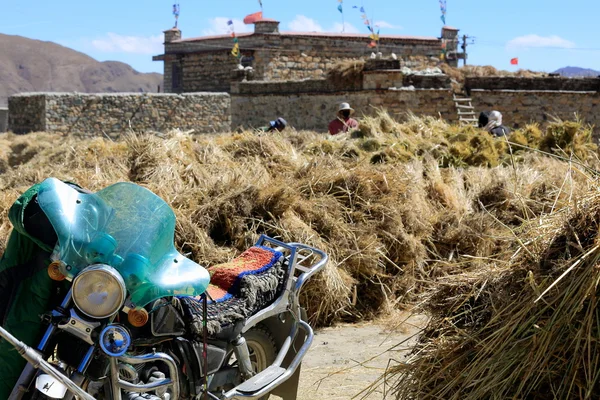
[388, 178, 600, 398]
[0, 113, 596, 327]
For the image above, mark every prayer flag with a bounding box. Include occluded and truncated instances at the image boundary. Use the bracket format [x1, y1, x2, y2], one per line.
[258, 0, 263, 8]
[338, 4, 343, 13]
[227, 19, 233, 25]
[368, 41, 377, 48]
[232, 43, 240, 57]
[511, 57, 519, 65]
[243, 11, 263, 24]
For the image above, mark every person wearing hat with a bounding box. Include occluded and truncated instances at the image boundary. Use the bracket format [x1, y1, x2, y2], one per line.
[258, 117, 288, 133]
[328, 102, 359, 135]
[483, 110, 510, 138]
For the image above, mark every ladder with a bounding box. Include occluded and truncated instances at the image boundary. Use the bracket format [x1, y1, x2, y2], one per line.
[453, 94, 478, 126]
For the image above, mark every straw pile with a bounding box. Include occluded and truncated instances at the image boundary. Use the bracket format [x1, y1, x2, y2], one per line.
[388, 180, 600, 399]
[0, 113, 596, 328]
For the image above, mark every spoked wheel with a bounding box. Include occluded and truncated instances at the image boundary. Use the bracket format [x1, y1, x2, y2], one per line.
[221, 325, 277, 400]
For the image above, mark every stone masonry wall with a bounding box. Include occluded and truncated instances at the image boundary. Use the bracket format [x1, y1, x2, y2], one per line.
[466, 77, 600, 92]
[263, 52, 360, 81]
[9, 93, 230, 136]
[0, 108, 8, 133]
[231, 89, 456, 131]
[8, 95, 46, 133]
[181, 52, 240, 92]
[471, 90, 600, 130]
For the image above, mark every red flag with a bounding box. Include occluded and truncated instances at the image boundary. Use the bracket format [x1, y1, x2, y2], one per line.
[243, 11, 263, 24]
[510, 57, 519, 65]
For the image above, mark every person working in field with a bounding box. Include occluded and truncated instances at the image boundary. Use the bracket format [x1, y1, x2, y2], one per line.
[479, 110, 511, 138]
[258, 117, 288, 133]
[328, 102, 359, 135]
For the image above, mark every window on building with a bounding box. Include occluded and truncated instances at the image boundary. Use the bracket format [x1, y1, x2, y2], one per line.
[241, 55, 254, 68]
[172, 62, 182, 91]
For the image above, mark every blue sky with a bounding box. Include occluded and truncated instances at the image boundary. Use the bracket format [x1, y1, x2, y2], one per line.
[1, 0, 598, 74]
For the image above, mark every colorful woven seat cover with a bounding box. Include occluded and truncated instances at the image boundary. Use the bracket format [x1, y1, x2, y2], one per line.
[206, 246, 283, 303]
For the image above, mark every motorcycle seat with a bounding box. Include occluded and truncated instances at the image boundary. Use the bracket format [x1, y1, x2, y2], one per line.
[180, 246, 285, 340]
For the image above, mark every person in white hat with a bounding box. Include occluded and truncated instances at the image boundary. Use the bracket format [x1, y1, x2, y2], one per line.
[328, 102, 359, 135]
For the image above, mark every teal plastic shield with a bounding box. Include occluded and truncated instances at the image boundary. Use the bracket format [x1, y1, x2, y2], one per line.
[36, 178, 210, 308]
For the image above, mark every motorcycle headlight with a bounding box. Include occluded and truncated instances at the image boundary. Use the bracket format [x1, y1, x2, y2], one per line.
[72, 264, 126, 319]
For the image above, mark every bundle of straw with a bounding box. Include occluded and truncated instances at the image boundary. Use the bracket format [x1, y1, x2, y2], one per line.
[388, 185, 600, 399]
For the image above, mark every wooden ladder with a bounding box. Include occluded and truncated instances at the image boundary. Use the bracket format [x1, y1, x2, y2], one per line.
[453, 94, 478, 126]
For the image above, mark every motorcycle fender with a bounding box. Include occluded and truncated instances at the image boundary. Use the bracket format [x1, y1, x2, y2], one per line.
[35, 374, 68, 399]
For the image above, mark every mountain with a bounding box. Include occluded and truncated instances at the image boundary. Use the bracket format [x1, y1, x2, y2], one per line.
[553, 66, 600, 77]
[0, 33, 163, 107]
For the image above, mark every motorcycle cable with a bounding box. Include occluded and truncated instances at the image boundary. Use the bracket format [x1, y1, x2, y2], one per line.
[202, 292, 209, 400]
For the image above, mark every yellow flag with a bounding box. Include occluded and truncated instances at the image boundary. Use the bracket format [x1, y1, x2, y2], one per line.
[231, 43, 240, 57]
[369, 33, 379, 41]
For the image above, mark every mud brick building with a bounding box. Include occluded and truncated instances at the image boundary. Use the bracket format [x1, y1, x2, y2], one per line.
[153, 19, 460, 93]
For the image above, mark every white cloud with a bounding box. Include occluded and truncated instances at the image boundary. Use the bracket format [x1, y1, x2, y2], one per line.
[288, 15, 360, 34]
[91, 33, 162, 54]
[202, 17, 253, 36]
[374, 21, 402, 30]
[506, 34, 575, 50]
[288, 15, 324, 32]
[331, 22, 360, 34]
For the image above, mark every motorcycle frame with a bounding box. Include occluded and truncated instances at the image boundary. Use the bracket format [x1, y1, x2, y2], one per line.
[4, 235, 328, 400]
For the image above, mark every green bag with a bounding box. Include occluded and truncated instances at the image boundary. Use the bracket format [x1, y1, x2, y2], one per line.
[0, 182, 80, 399]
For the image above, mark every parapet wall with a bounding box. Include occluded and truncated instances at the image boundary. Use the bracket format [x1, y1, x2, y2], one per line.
[471, 89, 600, 130]
[7, 75, 600, 136]
[8, 93, 231, 136]
[466, 76, 600, 92]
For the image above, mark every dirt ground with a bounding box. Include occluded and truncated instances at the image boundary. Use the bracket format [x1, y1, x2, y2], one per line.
[295, 312, 428, 400]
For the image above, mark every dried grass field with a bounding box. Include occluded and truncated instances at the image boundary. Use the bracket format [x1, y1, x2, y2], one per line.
[1, 111, 600, 398]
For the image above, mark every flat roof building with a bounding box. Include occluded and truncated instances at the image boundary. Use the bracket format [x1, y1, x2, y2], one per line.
[153, 19, 461, 93]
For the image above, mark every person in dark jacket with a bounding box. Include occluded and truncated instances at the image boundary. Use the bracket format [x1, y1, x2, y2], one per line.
[483, 110, 511, 137]
[258, 117, 288, 133]
[478, 111, 491, 129]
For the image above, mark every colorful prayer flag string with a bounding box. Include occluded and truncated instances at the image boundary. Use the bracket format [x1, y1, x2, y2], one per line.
[439, 0, 447, 25]
[172, 4, 180, 28]
[228, 19, 242, 60]
[355, 5, 379, 48]
[337, 0, 345, 32]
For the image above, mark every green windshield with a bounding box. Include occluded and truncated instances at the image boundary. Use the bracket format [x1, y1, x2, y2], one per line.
[36, 178, 210, 308]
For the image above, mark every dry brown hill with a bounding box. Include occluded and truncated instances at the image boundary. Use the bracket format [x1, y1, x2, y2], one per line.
[0, 33, 163, 107]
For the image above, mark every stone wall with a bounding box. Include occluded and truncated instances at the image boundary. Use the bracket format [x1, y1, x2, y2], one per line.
[8, 93, 231, 136]
[0, 108, 8, 133]
[231, 77, 362, 95]
[8, 95, 46, 133]
[263, 52, 361, 81]
[363, 71, 450, 90]
[466, 76, 600, 92]
[180, 51, 241, 92]
[231, 89, 456, 131]
[471, 89, 600, 130]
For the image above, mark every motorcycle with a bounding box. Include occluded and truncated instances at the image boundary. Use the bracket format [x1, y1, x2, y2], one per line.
[0, 177, 327, 400]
